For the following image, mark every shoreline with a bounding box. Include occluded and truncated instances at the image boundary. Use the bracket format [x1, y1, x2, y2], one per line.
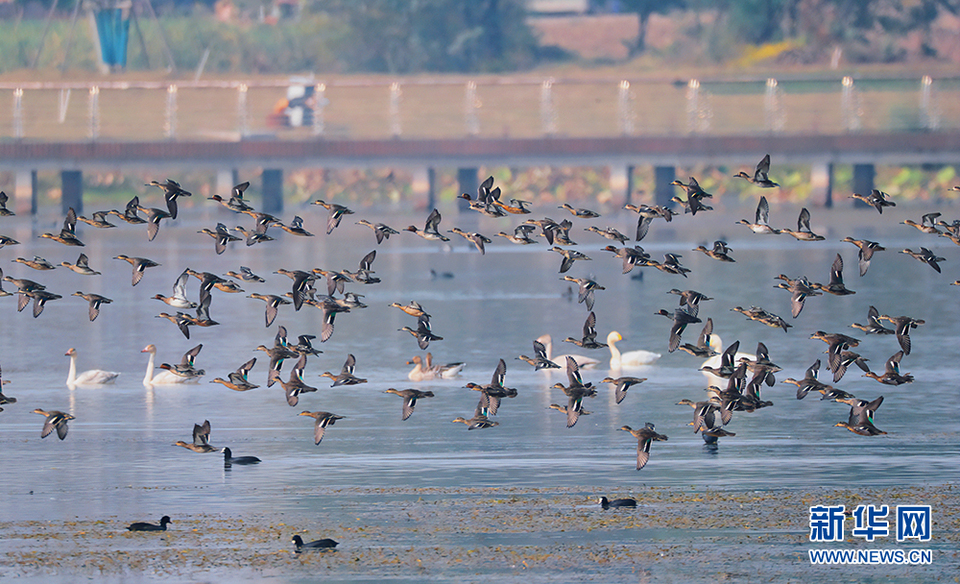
[2, 484, 956, 582]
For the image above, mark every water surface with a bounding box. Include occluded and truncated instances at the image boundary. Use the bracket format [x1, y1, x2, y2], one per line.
[0, 200, 957, 522]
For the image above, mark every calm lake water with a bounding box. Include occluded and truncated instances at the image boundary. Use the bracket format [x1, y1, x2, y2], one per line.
[0, 197, 957, 522]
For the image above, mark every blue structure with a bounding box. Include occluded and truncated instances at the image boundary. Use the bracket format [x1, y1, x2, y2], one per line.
[95, 7, 130, 68]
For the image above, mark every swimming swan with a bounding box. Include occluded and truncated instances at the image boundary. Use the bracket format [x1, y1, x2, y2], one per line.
[699, 335, 755, 386]
[606, 331, 661, 368]
[65, 347, 120, 386]
[537, 334, 600, 369]
[141, 344, 198, 386]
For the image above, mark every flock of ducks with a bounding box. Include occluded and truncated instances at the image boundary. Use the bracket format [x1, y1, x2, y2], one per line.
[0, 156, 953, 544]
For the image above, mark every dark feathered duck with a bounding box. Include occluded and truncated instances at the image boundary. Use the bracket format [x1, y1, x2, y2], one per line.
[33, 408, 74, 440]
[734, 154, 779, 187]
[618, 423, 668, 470]
[39, 207, 84, 246]
[298, 410, 344, 445]
[312, 199, 354, 234]
[146, 178, 191, 219]
[384, 388, 434, 421]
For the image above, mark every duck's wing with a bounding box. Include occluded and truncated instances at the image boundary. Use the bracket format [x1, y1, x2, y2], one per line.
[697, 318, 713, 349]
[863, 395, 884, 424]
[400, 393, 419, 421]
[582, 311, 598, 341]
[894, 320, 912, 354]
[196, 293, 213, 322]
[478, 176, 494, 200]
[313, 416, 338, 444]
[756, 154, 771, 177]
[789, 287, 807, 318]
[263, 296, 279, 327]
[146, 213, 163, 242]
[856, 246, 872, 276]
[885, 351, 904, 375]
[321, 308, 337, 343]
[424, 208, 442, 232]
[635, 216, 652, 242]
[291, 272, 313, 311]
[53, 415, 70, 440]
[237, 358, 257, 380]
[756, 341, 770, 363]
[797, 208, 812, 232]
[324, 208, 341, 235]
[693, 402, 713, 433]
[416, 314, 433, 335]
[130, 260, 148, 286]
[341, 354, 356, 375]
[293, 353, 308, 381]
[829, 254, 845, 286]
[164, 190, 181, 220]
[635, 437, 652, 470]
[490, 358, 507, 387]
[358, 250, 376, 271]
[87, 296, 103, 322]
[193, 420, 211, 445]
[565, 356, 583, 387]
[756, 195, 770, 225]
[533, 340, 550, 360]
[560, 394, 581, 428]
[284, 383, 300, 407]
[181, 343, 203, 367]
[39, 414, 57, 439]
[231, 181, 250, 199]
[720, 340, 741, 369]
[63, 207, 79, 234]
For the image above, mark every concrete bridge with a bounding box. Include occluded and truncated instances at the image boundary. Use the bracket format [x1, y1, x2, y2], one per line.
[2, 131, 959, 215]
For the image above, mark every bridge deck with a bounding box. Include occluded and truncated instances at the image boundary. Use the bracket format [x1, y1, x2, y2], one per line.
[1, 132, 958, 172]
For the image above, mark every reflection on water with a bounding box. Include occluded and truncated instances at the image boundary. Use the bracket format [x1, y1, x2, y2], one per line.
[0, 202, 957, 521]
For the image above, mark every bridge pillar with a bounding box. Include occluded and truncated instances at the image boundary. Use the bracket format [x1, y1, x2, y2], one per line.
[625, 165, 635, 206]
[424, 167, 436, 210]
[216, 169, 239, 198]
[610, 164, 629, 206]
[810, 162, 833, 208]
[654, 166, 675, 208]
[15, 169, 37, 215]
[852, 164, 875, 207]
[457, 167, 478, 212]
[61, 170, 83, 214]
[261, 169, 283, 214]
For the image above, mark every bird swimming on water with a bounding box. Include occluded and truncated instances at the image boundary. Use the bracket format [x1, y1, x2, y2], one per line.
[222, 447, 261, 466]
[291, 534, 338, 552]
[598, 496, 637, 509]
[127, 516, 172, 532]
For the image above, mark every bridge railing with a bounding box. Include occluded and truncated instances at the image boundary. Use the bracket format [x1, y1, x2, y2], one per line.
[1, 75, 957, 142]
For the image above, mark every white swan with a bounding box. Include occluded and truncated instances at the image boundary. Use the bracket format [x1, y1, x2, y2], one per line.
[141, 344, 196, 386]
[407, 355, 436, 381]
[606, 331, 661, 368]
[407, 354, 465, 381]
[537, 334, 600, 369]
[65, 348, 120, 386]
[424, 353, 465, 379]
[700, 335, 755, 386]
